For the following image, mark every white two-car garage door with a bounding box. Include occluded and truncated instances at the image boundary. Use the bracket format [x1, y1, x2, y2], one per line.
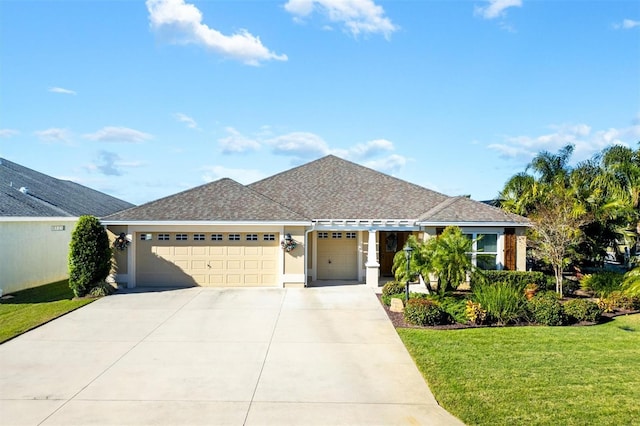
[135, 232, 279, 287]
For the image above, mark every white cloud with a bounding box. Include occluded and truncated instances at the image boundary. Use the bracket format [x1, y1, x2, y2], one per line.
[0, 129, 19, 138]
[284, 0, 397, 38]
[488, 122, 640, 162]
[201, 165, 266, 184]
[34, 128, 72, 143]
[218, 127, 261, 154]
[266, 131, 331, 158]
[345, 138, 394, 160]
[363, 153, 407, 174]
[614, 19, 640, 30]
[86, 151, 143, 176]
[83, 126, 152, 143]
[48, 87, 77, 95]
[474, 0, 522, 20]
[146, 0, 287, 66]
[174, 112, 198, 129]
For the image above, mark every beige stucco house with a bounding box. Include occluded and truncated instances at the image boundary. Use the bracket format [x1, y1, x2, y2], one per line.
[103, 155, 529, 289]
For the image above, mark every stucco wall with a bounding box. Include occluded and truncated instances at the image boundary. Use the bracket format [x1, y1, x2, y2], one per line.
[283, 226, 305, 286]
[0, 218, 77, 295]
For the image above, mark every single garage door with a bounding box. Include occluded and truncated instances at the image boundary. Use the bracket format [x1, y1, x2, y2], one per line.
[136, 232, 279, 287]
[316, 231, 358, 280]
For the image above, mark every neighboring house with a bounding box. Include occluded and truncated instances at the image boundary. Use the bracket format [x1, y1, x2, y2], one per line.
[103, 155, 529, 289]
[0, 158, 134, 295]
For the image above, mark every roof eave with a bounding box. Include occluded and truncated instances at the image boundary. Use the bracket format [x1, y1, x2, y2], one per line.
[416, 221, 531, 227]
[101, 220, 313, 226]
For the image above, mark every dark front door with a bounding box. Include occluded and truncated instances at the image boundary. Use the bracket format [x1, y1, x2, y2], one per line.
[379, 231, 410, 277]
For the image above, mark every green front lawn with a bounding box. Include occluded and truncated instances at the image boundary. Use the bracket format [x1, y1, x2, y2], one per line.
[0, 280, 95, 343]
[398, 314, 640, 425]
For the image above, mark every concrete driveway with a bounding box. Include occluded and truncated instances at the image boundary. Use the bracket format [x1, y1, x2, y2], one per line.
[0, 285, 463, 425]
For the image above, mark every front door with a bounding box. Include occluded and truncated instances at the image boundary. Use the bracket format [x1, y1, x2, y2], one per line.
[379, 231, 410, 277]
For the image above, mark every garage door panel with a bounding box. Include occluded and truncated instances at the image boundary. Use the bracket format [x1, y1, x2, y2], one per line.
[136, 233, 279, 287]
[317, 236, 357, 280]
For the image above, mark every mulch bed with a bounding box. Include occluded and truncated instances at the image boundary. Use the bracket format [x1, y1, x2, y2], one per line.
[376, 294, 639, 330]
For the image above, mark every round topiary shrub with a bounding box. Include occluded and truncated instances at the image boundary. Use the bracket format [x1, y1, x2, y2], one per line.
[403, 298, 446, 326]
[68, 215, 112, 297]
[381, 281, 407, 306]
[528, 291, 565, 326]
[563, 298, 602, 323]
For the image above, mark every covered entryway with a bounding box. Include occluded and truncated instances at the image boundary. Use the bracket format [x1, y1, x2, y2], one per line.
[316, 231, 358, 280]
[135, 232, 279, 287]
[379, 231, 411, 277]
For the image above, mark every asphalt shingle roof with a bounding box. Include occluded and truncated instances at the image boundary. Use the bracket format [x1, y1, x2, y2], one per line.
[0, 158, 134, 217]
[104, 178, 309, 222]
[249, 155, 451, 220]
[419, 196, 529, 224]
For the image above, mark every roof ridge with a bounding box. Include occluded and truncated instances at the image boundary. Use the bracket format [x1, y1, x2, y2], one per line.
[243, 182, 312, 221]
[418, 196, 461, 221]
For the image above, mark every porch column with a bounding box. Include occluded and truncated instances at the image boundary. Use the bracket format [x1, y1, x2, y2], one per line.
[365, 229, 380, 288]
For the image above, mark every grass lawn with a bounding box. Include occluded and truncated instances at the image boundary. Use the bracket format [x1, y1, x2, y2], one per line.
[0, 280, 95, 343]
[398, 314, 640, 426]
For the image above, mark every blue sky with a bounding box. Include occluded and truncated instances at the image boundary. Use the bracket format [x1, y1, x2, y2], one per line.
[1, 0, 639, 206]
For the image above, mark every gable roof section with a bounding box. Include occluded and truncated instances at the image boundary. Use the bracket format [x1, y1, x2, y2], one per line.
[0, 158, 134, 217]
[104, 178, 309, 222]
[418, 196, 529, 225]
[249, 155, 451, 220]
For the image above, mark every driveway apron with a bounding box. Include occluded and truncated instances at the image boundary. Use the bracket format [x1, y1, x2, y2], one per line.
[0, 286, 463, 425]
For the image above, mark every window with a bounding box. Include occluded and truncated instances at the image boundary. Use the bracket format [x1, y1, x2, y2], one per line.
[246, 234, 258, 241]
[318, 232, 328, 239]
[465, 233, 498, 270]
[346, 232, 357, 239]
[176, 234, 188, 241]
[194, 234, 205, 241]
[158, 234, 170, 241]
[229, 234, 240, 241]
[211, 234, 223, 241]
[332, 232, 342, 239]
[140, 233, 152, 241]
[263, 234, 275, 241]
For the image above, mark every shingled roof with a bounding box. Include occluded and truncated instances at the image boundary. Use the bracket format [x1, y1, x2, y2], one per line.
[418, 196, 529, 224]
[104, 178, 309, 222]
[249, 155, 452, 220]
[0, 158, 134, 217]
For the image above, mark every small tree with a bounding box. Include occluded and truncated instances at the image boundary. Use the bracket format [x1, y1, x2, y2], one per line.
[392, 226, 474, 295]
[68, 215, 112, 297]
[528, 185, 590, 295]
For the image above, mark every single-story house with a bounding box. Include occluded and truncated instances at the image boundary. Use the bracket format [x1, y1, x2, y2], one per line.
[103, 155, 529, 289]
[0, 158, 134, 295]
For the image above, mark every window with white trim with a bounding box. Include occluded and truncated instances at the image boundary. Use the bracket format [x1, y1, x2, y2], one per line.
[246, 234, 258, 241]
[464, 233, 498, 270]
[346, 232, 357, 239]
[263, 234, 275, 241]
[332, 232, 342, 239]
[211, 234, 223, 241]
[318, 232, 328, 239]
[140, 233, 152, 241]
[158, 234, 170, 241]
[229, 234, 240, 241]
[176, 234, 188, 241]
[194, 234, 205, 241]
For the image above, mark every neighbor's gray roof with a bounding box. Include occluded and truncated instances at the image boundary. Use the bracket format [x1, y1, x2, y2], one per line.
[104, 178, 310, 222]
[0, 158, 134, 217]
[249, 155, 452, 220]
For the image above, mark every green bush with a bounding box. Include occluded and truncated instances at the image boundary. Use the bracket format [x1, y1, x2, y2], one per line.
[68, 216, 112, 297]
[88, 281, 117, 298]
[437, 296, 468, 324]
[382, 281, 406, 297]
[528, 291, 565, 326]
[471, 282, 527, 325]
[563, 299, 602, 323]
[580, 272, 624, 298]
[381, 291, 428, 306]
[599, 291, 640, 311]
[403, 298, 447, 326]
[471, 271, 549, 291]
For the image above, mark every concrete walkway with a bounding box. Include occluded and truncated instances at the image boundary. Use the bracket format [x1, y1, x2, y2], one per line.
[0, 285, 463, 425]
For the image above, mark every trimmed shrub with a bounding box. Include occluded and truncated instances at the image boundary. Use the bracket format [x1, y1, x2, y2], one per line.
[598, 291, 640, 312]
[563, 299, 602, 323]
[438, 296, 468, 324]
[528, 291, 565, 326]
[382, 281, 406, 297]
[403, 298, 447, 326]
[68, 215, 112, 298]
[471, 282, 527, 325]
[580, 272, 624, 298]
[88, 281, 117, 297]
[471, 271, 549, 291]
